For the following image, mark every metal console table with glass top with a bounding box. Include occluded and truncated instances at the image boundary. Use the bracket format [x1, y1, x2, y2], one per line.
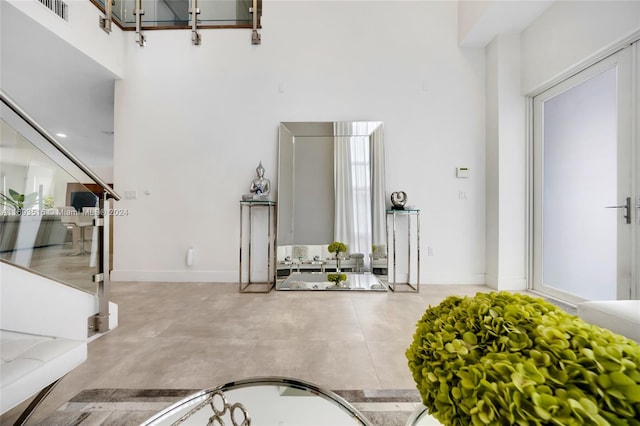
[387, 208, 420, 292]
[239, 200, 276, 293]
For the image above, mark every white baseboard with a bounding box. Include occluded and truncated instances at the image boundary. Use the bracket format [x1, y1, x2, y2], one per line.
[110, 270, 238, 283]
[422, 272, 486, 285]
[110, 270, 515, 287]
[485, 273, 527, 291]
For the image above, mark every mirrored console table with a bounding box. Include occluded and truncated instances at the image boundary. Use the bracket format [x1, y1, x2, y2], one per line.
[239, 200, 276, 293]
[387, 209, 420, 292]
[278, 272, 387, 291]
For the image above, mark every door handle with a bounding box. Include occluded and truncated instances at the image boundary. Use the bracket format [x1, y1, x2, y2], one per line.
[605, 197, 631, 224]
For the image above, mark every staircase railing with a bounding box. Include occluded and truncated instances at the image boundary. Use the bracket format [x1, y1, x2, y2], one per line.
[92, 0, 261, 29]
[93, 0, 262, 46]
[1, 90, 120, 334]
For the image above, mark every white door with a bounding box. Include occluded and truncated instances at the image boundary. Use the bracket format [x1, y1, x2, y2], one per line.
[532, 43, 638, 303]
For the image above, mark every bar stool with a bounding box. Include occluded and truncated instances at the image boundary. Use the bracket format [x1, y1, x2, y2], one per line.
[350, 253, 365, 272]
[58, 206, 77, 251]
[74, 208, 95, 255]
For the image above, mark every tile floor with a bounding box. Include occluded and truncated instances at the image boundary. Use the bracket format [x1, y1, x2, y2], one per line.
[2, 281, 492, 425]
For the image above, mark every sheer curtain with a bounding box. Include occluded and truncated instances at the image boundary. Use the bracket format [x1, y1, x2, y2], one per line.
[370, 123, 386, 249]
[334, 122, 385, 270]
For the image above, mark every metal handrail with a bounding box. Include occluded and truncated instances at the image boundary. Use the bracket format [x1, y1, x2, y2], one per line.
[89, 0, 260, 31]
[0, 90, 121, 201]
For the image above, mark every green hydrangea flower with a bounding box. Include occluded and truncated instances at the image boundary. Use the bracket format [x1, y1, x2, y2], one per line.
[327, 273, 347, 284]
[406, 291, 640, 425]
[328, 241, 347, 254]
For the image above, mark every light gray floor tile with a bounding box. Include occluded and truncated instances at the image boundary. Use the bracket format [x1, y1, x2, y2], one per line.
[1, 281, 494, 425]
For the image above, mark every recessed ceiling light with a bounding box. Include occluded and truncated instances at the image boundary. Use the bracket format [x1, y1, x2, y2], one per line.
[55, 133, 67, 138]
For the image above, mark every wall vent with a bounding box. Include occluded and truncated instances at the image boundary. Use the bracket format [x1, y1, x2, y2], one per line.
[38, 0, 68, 21]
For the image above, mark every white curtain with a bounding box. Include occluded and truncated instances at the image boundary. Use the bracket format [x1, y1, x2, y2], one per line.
[334, 122, 377, 269]
[370, 124, 386, 248]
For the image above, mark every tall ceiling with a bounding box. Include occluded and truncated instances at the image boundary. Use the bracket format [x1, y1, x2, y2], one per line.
[0, 1, 116, 169]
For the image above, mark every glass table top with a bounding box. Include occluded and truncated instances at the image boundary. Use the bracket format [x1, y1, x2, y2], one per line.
[277, 272, 387, 291]
[141, 377, 371, 425]
[406, 405, 444, 426]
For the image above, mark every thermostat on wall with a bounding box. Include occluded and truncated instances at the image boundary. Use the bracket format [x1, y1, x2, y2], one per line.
[456, 167, 469, 178]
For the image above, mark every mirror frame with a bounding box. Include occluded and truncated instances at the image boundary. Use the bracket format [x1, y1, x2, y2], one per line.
[277, 121, 386, 271]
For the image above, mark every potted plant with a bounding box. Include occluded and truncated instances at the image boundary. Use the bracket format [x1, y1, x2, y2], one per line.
[406, 291, 640, 425]
[327, 273, 347, 288]
[0, 189, 38, 214]
[328, 241, 348, 272]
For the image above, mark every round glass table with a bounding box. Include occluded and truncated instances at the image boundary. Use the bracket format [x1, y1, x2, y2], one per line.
[405, 405, 443, 426]
[141, 377, 371, 425]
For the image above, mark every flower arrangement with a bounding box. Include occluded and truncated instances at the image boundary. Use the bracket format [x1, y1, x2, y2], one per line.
[327, 273, 347, 285]
[328, 241, 348, 272]
[406, 291, 640, 425]
[43, 195, 55, 209]
[328, 241, 347, 256]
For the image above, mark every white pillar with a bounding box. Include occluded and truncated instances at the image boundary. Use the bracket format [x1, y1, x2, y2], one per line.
[485, 34, 527, 290]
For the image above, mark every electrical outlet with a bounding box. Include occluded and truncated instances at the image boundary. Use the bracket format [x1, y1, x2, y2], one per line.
[456, 167, 469, 178]
[427, 246, 434, 256]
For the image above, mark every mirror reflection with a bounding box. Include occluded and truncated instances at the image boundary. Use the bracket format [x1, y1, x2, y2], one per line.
[277, 122, 386, 280]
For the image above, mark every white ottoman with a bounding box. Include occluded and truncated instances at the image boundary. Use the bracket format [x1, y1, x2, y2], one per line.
[577, 300, 640, 343]
[1, 330, 87, 414]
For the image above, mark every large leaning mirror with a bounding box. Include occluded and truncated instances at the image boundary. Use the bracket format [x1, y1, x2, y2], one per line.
[277, 121, 386, 276]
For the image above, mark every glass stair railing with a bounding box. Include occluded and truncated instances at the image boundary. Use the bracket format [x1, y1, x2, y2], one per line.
[0, 90, 120, 334]
[93, 0, 260, 28]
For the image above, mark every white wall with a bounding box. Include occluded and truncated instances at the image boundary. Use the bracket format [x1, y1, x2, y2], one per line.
[15, 0, 637, 287]
[111, 1, 486, 284]
[485, 37, 499, 286]
[497, 35, 526, 290]
[7, 0, 125, 78]
[458, 0, 553, 48]
[458, 0, 492, 45]
[485, 34, 526, 291]
[521, 1, 640, 94]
